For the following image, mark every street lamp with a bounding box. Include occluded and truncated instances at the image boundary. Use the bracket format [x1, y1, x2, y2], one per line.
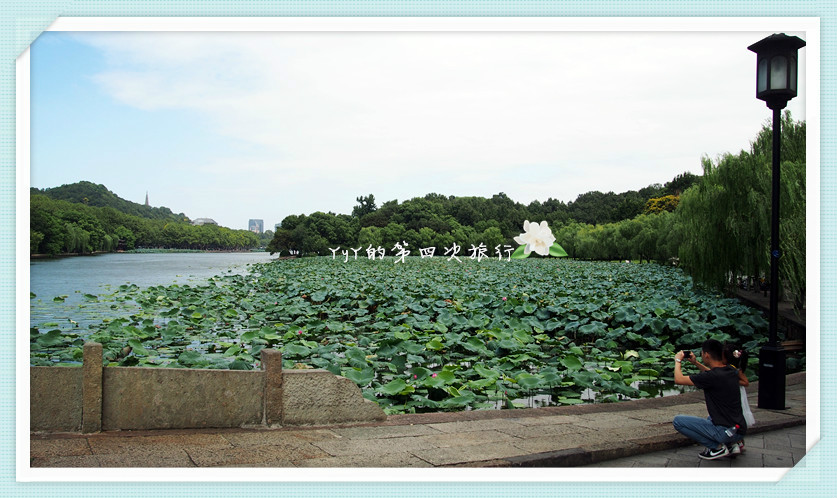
[747, 33, 805, 410]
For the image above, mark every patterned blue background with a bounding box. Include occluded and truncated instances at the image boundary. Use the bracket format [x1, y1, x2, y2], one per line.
[1, 1, 833, 496]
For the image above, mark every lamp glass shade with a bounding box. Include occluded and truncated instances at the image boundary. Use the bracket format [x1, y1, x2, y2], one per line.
[769, 55, 788, 90]
[758, 59, 768, 92]
[748, 33, 805, 106]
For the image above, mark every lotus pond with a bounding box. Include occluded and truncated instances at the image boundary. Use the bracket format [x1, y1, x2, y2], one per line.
[31, 256, 785, 414]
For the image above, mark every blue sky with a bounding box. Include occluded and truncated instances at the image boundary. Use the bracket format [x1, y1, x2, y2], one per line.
[31, 33, 248, 219]
[29, 28, 807, 230]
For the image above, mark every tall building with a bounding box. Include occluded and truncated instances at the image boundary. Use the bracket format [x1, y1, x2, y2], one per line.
[145, 192, 149, 207]
[249, 219, 264, 234]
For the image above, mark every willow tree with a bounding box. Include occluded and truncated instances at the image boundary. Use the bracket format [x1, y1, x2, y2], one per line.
[676, 111, 805, 311]
[677, 153, 770, 290]
[779, 149, 806, 311]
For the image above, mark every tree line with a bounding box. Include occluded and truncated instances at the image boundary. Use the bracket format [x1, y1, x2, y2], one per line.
[267, 112, 805, 309]
[30, 187, 260, 255]
[267, 177, 696, 258]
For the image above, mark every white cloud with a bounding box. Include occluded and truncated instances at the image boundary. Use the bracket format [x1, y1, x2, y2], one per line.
[66, 30, 806, 227]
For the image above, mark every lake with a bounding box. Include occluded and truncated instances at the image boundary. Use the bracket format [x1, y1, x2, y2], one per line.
[29, 253, 697, 407]
[29, 252, 276, 329]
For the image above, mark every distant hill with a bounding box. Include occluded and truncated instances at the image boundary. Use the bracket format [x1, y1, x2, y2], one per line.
[32, 181, 189, 222]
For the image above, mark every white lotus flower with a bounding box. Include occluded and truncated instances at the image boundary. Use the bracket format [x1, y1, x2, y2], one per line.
[513, 220, 556, 256]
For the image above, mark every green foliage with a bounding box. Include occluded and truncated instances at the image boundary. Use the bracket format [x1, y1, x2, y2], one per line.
[35, 181, 187, 221]
[267, 172, 692, 259]
[548, 112, 805, 308]
[32, 257, 776, 413]
[30, 230, 44, 254]
[664, 172, 700, 196]
[256, 229, 275, 248]
[269, 212, 360, 256]
[677, 111, 805, 311]
[566, 185, 664, 225]
[352, 194, 377, 218]
[780, 154, 806, 311]
[30, 186, 259, 255]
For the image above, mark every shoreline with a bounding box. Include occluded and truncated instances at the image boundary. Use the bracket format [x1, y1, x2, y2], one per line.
[30, 249, 267, 260]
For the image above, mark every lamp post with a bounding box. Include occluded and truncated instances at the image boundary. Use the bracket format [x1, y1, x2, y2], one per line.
[747, 33, 805, 410]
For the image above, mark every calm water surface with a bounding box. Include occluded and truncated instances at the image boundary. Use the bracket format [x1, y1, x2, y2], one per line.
[30, 252, 276, 328]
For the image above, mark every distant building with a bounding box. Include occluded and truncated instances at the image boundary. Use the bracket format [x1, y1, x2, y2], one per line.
[145, 192, 149, 207]
[192, 218, 218, 226]
[249, 219, 264, 234]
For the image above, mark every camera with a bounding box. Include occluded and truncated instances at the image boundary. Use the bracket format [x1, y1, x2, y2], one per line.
[682, 350, 693, 360]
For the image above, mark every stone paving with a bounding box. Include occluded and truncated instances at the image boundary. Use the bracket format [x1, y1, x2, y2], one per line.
[29, 372, 806, 468]
[581, 424, 807, 468]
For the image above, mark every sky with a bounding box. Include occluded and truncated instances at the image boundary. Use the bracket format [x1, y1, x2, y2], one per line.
[29, 28, 808, 230]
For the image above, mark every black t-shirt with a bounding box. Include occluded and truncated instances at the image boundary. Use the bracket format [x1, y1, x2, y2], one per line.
[690, 366, 747, 434]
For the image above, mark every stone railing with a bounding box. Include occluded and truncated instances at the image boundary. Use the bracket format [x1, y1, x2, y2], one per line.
[30, 343, 385, 433]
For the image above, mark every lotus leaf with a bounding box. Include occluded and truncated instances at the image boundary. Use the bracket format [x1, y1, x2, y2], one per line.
[437, 391, 477, 409]
[515, 373, 544, 389]
[343, 367, 375, 386]
[283, 344, 311, 358]
[177, 350, 205, 367]
[32, 256, 783, 414]
[127, 338, 149, 356]
[561, 355, 583, 371]
[379, 378, 414, 396]
[423, 370, 456, 388]
[36, 329, 65, 347]
[229, 359, 253, 370]
[223, 344, 241, 357]
[425, 338, 444, 351]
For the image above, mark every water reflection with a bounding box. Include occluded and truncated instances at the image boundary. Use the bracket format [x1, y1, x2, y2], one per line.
[489, 380, 695, 409]
[29, 252, 276, 329]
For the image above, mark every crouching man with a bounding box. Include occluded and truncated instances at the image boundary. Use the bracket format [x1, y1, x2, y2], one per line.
[672, 339, 747, 460]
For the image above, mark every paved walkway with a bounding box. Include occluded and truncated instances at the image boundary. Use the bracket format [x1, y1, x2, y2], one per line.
[581, 424, 806, 468]
[30, 372, 806, 468]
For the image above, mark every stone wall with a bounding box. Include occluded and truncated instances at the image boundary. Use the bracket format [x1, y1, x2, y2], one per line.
[30, 366, 83, 432]
[101, 367, 264, 430]
[282, 370, 388, 425]
[30, 343, 385, 433]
